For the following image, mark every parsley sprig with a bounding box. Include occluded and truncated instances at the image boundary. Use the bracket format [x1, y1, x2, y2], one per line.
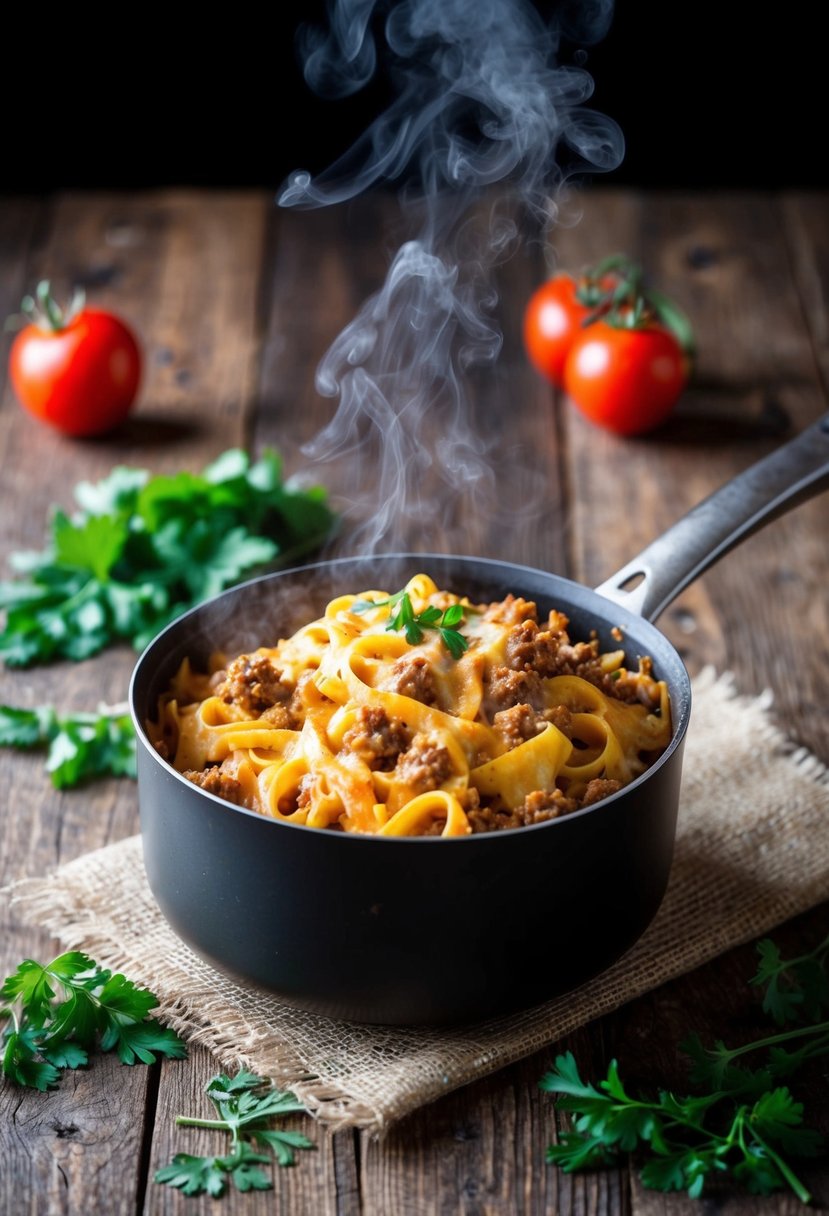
[0, 449, 335, 667]
[541, 931, 829, 1204]
[351, 590, 468, 659]
[155, 1070, 313, 1197]
[542, 1055, 819, 1202]
[0, 702, 135, 787]
[752, 932, 829, 1026]
[0, 951, 186, 1091]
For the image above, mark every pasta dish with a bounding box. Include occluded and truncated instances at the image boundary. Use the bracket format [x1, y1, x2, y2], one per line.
[148, 574, 672, 836]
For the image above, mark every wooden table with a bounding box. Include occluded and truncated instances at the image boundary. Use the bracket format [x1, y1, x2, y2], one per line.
[1, 188, 827, 1214]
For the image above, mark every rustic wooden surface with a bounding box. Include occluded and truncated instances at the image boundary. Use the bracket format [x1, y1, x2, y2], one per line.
[0, 188, 827, 1215]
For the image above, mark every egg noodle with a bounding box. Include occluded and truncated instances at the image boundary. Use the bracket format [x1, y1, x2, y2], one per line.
[148, 574, 672, 837]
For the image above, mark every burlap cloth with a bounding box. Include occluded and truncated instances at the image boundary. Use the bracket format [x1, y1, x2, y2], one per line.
[4, 669, 829, 1133]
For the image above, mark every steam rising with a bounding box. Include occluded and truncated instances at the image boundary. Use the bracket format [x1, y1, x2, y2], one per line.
[280, 0, 623, 556]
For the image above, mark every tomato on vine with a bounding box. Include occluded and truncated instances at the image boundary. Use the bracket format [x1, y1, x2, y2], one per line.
[564, 321, 688, 436]
[524, 255, 695, 436]
[9, 281, 142, 437]
[522, 259, 622, 387]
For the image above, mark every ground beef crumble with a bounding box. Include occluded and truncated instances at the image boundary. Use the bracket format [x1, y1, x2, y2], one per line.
[492, 703, 545, 749]
[541, 704, 573, 736]
[468, 787, 575, 832]
[493, 614, 651, 706]
[342, 706, 410, 770]
[483, 666, 543, 717]
[184, 766, 247, 807]
[482, 595, 539, 625]
[216, 653, 294, 717]
[395, 734, 453, 791]
[258, 703, 299, 730]
[383, 655, 437, 705]
[581, 777, 622, 806]
[466, 777, 622, 832]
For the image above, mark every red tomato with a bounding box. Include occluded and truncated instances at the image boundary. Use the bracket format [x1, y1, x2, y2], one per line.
[563, 321, 687, 436]
[523, 275, 595, 387]
[10, 305, 142, 437]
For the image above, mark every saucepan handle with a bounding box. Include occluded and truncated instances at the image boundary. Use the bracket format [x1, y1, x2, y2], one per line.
[594, 413, 829, 622]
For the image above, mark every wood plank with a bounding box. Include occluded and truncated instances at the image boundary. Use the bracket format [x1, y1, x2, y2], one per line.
[359, 1025, 629, 1216]
[781, 191, 829, 391]
[552, 189, 829, 1216]
[464, 220, 567, 571]
[554, 189, 828, 751]
[0, 194, 148, 1216]
[0, 198, 45, 363]
[131, 190, 360, 1212]
[0, 194, 152, 1216]
[0, 1051, 153, 1216]
[256, 193, 402, 458]
[0, 190, 267, 913]
[0, 191, 268, 1216]
[0, 189, 267, 888]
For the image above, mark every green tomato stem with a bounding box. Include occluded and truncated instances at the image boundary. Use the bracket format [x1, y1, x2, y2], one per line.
[646, 288, 696, 355]
[22, 280, 86, 334]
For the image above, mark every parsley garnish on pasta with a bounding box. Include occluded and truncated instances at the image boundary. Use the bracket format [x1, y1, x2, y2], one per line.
[352, 590, 469, 658]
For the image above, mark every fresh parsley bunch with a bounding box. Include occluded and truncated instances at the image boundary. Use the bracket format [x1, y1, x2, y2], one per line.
[0, 702, 135, 787]
[1, 951, 186, 1090]
[156, 1070, 313, 1197]
[541, 931, 829, 1204]
[0, 448, 335, 666]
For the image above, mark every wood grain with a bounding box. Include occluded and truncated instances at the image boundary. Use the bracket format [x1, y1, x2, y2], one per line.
[359, 1028, 630, 1216]
[0, 192, 269, 1216]
[0, 1052, 150, 1216]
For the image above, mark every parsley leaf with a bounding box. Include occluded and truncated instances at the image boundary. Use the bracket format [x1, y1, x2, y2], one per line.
[0, 702, 136, 787]
[156, 1070, 313, 1197]
[750, 1088, 823, 1158]
[2, 1034, 62, 1091]
[0, 952, 186, 1090]
[752, 933, 829, 1026]
[352, 590, 469, 658]
[155, 1144, 273, 1197]
[0, 449, 336, 667]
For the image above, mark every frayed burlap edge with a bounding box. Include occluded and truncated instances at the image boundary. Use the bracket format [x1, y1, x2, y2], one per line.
[4, 668, 829, 1133]
[2, 845, 379, 1128]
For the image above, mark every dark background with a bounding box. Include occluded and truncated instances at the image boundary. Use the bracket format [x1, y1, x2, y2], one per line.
[3, 3, 822, 193]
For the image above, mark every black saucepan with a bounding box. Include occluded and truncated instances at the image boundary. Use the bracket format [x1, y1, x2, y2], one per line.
[130, 416, 829, 1024]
